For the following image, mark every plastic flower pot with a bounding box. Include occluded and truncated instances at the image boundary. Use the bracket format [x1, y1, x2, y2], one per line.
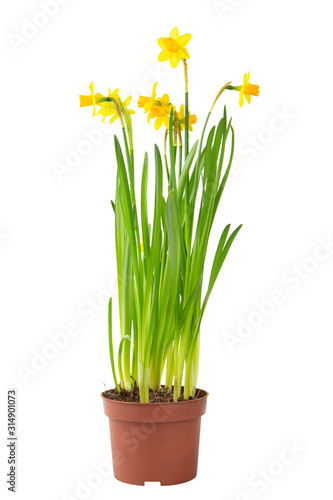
[101, 388, 208, 486]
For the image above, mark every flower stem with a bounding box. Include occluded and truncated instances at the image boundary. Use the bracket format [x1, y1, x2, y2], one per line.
[183, 59, 189, 158]
[210, 81, 232, 112]
[108, 298, 120, 393]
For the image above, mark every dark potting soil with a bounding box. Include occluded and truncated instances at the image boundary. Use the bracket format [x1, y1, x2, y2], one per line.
[102, 385, 196, 403]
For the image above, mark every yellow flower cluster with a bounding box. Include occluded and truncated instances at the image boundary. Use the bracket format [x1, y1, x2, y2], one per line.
[138, 82, 196, 131]
[79, 27, 260, 134]
[138, 82, 174, 130]
[79, 82, 134, 123]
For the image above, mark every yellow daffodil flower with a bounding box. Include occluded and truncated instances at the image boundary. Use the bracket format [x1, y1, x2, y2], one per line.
[177, 104, 197, 131]
[229, 72, 259, 107]
[95, 87, 119, 121]
[97, 88, 135, 124]
[158, 27, 191, 68]
[79, 82, 107, 116]
[80, 85, 134, 124]
[138, 82, 159, 113]
[238, 72, 259, 107]
[138, 84, 175, 130]
[148, 93, 175, 130]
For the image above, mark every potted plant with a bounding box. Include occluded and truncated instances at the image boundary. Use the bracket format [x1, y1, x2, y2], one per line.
[79, 27, 259, 486]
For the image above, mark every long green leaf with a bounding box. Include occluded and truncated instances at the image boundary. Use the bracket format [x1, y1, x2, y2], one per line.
[114, 136, 140, 289]
[141, 152, 150, 265]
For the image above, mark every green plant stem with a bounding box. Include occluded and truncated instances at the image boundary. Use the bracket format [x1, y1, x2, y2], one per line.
[121, 127, 133, 196]
[108, 298, 120, 392]
[178, 144, 183, 180]
[183, 59, 189, 158]
[185, 92, 189, 158]
[168, 110, 178, 193]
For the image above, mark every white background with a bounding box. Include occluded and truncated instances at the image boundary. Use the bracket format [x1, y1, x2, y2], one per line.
[1, 0, 333, 499]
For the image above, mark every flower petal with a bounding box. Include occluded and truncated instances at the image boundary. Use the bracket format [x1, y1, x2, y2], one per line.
[98, 107, 113, 117]
[158, 37, 167, 49]
[178, 47, 190, 59]
[89, 82, 96, 116]
[154, 116, 163, 130]
[143, 101, 153, 113]
[161, 93, 169, 107]
[245, 94, 251, 104]
[170, 52, 180, 68]
[243, 72, 250, 86]
[158, 50, 170, 62]
[123, 95, 132, 106]
[178, 33, 192, 47]
[169, 27, 179, 40]
[138, 96, 150, 108]
[152, 82, 158, 98]
[109, 113, 119, 124]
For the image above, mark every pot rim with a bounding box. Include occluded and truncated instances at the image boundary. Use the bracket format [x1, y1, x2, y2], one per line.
[100, 387, 209, 406]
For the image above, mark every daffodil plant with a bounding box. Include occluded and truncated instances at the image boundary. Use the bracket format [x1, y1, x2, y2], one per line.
[79, 27, 259, 403]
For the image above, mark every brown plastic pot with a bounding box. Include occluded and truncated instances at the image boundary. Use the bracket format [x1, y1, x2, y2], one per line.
[101, 388, 208, 486]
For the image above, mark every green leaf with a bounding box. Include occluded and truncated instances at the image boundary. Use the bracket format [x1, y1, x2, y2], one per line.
[118, 334, 131, 389]
[180, 273, 203, 328]
[178, 140, 198, 202]
[114, 135, 140, 289]
[213, 125, 235, 218]
[190, 223, 243, 357]
[157, 191, 181, 359]
[141, 152, 150, 263]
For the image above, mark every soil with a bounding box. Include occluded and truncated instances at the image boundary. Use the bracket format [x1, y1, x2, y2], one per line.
[102, 385, 196, 403]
